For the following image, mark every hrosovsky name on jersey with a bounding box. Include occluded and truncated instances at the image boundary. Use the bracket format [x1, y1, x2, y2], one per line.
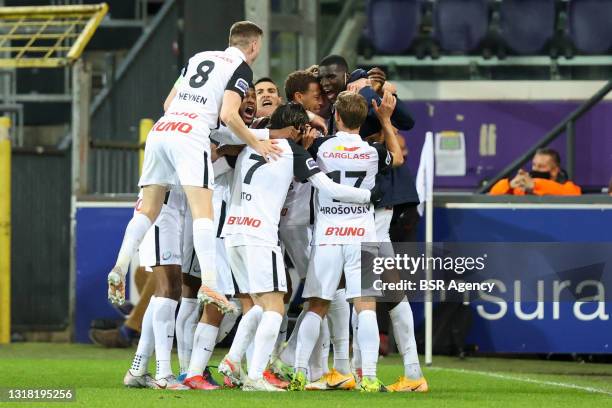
[319, 204, 371, 215]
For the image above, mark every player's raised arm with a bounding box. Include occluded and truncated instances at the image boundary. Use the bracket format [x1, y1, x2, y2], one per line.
[212, 124, 271, 145]
[372, 90, 404, 167]
[220, 90, 281, 160]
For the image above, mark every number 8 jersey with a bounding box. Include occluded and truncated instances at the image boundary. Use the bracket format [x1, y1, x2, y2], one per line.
[309, 131, 392, 245]
[168, 46, 253, 133]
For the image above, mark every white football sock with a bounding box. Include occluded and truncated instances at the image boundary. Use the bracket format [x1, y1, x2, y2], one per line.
[280, 307, 306, 365]
[320, 317, 330, 374]
[273, 304, 290, 355]
[215, 299, 241, 344]
[357, 309, 379, 379]
[186, 323, 219, 378]
[227, 305, 262, 362]
[248, 311, 283, 380]
[130, 296, 155, 376]
[294, 311, 322, 374]
[390, 299, 423, 380]
[308, 316, 328, 381]
[115, 213, 151, 275]
[192, 218, 217, 288]
[175, 297, 199, 374]
[351, 306, 361, 370]
[328, 289, 350, 374]
[152, 297, 178, 380]
[245, 341, 254, 370]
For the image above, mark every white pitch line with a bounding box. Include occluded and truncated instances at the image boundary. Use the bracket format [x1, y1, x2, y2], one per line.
[428, 366, 612, 397]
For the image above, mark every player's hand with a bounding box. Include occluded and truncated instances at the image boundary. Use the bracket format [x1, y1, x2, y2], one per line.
[347, 77, 369, 93]
[107, 268, 126, 305]
[301, 125, 318, 150]
[309, 113, 328, 135]
[255, 139, 282, 162]
[372, 90, 397, 123]
[306, 64, 320, 77]
[270, 126, 300, 140]
[382, 81, 397, 95]
[217, 144, 246, 157]
[368, 67, 387, 96]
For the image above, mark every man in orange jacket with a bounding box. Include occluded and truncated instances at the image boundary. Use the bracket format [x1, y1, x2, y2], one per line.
[490, 148, 581, 196]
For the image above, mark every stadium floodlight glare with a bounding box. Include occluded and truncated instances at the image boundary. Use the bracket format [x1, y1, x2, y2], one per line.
[0, 3, 108, 68]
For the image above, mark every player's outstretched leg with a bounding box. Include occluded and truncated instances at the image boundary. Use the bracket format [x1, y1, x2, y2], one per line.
[124, 296, 157, 388]
[184, 186, 234, 313]
[306, 293, 356, 391]
[176, 275, 200, 381]
[219, 299, 261, 386]
[184, 304, 223, 390]
[242, 292, 286, 392]
[108, 185, 166, 305]
[355, 300, 386, 393]
[327, 289, 351, 375]
[150, 265, 189, 390]
[290, 310, 322, 390]
[271, 307, 306, 381]
[387, 298, 428, 392]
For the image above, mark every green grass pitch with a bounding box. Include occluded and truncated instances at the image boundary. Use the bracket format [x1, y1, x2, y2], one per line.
[0, 343, 610, 407]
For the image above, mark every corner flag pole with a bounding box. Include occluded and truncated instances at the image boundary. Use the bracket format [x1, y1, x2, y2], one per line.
[0, 117, 11, 344]
[416, 131, 435, 366]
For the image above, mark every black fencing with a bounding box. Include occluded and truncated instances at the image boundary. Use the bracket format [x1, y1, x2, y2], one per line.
[89, 1, 178, 143]
[11, 149, 71, 331]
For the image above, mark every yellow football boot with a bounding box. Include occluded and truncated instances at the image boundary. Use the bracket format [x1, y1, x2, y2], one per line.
[305, 369, 356, 391]
[387, 376, 429, 392]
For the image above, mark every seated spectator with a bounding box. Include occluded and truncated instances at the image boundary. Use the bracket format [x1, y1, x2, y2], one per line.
[608, 176, 612, 196]
[490, 148, 581, 196]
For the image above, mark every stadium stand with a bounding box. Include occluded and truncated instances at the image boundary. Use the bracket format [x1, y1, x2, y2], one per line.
[365, 0, 420, 54]
[568, 0, 612, 54]
[434, 0, 488, 53]
[499, 0, 556, 55]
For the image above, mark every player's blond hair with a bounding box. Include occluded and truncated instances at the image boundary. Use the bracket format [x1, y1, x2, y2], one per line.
[229, 21, 263, 49]
[335, 91, 368, 129]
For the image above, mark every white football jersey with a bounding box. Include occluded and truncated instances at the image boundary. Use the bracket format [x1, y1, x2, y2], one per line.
[222, 139, 321, 246]
[310, 131, 391, 245]
[167, 47, 252, 134]
[280, 180, 313, 227]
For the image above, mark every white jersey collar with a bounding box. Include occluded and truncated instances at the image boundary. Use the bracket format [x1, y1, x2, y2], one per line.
[335, 131, 362, 141]
[225, 46, 247, 62]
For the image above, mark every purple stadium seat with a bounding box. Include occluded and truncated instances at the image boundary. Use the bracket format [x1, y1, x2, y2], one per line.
[434, 0, 488, 53]
[500, 0, 555, 54]
[569, 0, 612, 54]
[366, 0, 420, 54]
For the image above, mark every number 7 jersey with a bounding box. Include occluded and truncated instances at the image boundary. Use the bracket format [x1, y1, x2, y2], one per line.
[310, 131, 392, 245]
[222, 139, 321, 247]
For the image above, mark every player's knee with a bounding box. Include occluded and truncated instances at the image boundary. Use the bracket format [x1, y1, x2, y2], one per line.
[139, 205, 161, 223]
[308, 298, 330, 317]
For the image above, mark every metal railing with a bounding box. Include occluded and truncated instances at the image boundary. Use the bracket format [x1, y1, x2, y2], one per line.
[89, 139, 140, 194]
[478, 80, 612, 193]
[0, 4, 108, 68]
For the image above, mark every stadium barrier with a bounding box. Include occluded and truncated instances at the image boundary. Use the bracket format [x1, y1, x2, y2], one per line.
[73, 195, 612, 352]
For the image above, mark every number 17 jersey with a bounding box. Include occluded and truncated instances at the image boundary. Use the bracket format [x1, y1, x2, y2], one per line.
[310, 131, 392, 245]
